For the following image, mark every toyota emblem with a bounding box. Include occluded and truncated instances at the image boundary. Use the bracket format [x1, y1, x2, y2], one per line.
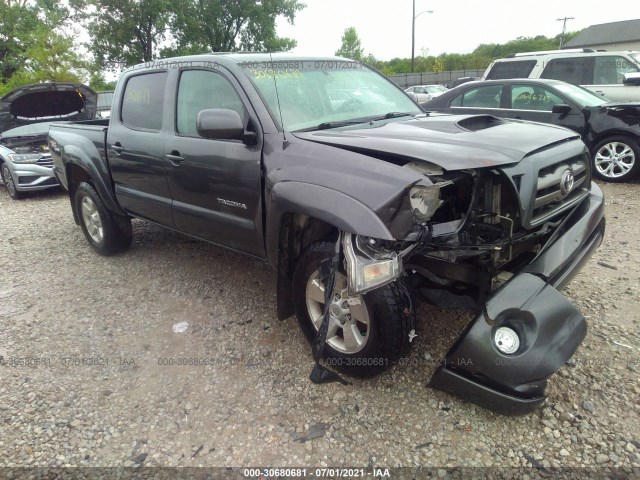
[560, 170, 575, 195]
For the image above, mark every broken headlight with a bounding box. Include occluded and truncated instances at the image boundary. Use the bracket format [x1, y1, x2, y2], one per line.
[343, 233, 402, 295]
[409, 181, 452, 224]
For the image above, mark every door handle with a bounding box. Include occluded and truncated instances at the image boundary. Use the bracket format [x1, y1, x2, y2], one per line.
[111, 143, 124, 155]
[166, 151, 184, 166]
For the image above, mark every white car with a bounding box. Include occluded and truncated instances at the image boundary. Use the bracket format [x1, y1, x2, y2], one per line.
[405, 84, 446, 102]
[483, 49, 640, 102]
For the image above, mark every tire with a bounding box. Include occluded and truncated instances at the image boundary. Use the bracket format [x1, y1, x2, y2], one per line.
[1, 162, 25, 200]
[74, 181, 132, 255]
[292, 241, 416, 377]
[591, 136, 640, 182]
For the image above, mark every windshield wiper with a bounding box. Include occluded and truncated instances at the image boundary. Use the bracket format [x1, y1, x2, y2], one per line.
[294, 112, 416, 132]
[296, 119, 370, 132]
[370, 112, 415, 121]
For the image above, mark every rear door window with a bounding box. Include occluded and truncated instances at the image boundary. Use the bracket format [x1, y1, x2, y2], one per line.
[486, 60, 536, 80]
[540, 57, 592, 85]
[451, 85, 503, 108]
[121, 72, 168, 131]
[593, 56, 639, 85]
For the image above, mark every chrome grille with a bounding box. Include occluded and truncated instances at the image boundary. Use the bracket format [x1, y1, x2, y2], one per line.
[531, 155, 590, 225]
[36, 155, 53, 168]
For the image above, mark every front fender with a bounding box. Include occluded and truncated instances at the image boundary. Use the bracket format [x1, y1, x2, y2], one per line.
[265, 181, 394, 266]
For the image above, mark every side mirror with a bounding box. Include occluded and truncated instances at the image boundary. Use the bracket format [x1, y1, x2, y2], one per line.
[552, 104, 572, 116]
[623, 72, 640, 85]
[196, 108, 249, 142]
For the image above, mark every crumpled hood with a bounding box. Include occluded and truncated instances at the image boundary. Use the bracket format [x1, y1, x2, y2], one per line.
[293, 114, 580, 170]
[0, 82, 97, 134]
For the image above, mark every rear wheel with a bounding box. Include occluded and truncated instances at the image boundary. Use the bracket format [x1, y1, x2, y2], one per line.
[292, 241, 416, 377]
[1, 162, 24, 200]
[592, 136, 640, 182]
[75, 182, 132, 255]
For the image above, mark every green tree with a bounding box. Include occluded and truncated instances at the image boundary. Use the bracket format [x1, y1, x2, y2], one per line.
[167, 0, 304, 55]
[335, 26, 364, 61]
[0, 0, 86, 95]
[87, 0, 172, 69]
[0, 1, 41, 83]
[365, 31, 583, 76]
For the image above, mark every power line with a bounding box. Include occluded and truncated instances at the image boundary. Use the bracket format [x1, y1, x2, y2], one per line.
[557, 17, 575, 49]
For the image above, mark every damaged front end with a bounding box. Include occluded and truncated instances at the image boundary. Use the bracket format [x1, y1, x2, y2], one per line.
[343, 142, 605, 414]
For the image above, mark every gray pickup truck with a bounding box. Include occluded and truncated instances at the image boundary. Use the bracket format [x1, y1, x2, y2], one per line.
[49, 54, 605, 414]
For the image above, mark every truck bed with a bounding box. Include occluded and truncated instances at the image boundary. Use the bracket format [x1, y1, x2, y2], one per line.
[49, 119, 113, 207]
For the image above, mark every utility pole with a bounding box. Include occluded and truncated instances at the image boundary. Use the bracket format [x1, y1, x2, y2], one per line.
[557, 17, 575, 49]
[411, 0, 434, 73]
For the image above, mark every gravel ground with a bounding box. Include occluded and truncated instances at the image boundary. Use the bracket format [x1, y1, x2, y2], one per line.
[0, 180, 638, 475]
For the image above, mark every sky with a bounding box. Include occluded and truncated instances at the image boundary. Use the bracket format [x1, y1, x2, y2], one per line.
[275, 0, 639, 60]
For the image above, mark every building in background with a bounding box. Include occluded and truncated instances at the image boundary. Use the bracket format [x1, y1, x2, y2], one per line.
[564, 19, 640, 51]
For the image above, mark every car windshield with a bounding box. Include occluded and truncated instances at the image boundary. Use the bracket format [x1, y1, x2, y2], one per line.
[632, 53, 640, 67]
[241, 60, 422, 131]
[427, 85, 446, 93]
[553, 82, 610, 107]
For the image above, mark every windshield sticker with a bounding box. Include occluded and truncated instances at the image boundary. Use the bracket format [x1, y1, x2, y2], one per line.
[249, 69, 302, 80]
[129, 60, 221, 71]
[240, 60, 364, 71]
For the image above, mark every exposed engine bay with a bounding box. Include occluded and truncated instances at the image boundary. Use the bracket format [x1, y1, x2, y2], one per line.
[0, 134, 49, 153]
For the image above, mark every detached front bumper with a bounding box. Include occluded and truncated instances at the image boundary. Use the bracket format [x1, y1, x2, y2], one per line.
[429, 183, 605, 415]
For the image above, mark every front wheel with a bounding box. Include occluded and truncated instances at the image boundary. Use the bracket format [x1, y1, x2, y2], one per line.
[75, 182, 132, 255]
[292, 242, 416, 377]
[592, 136, 640, 182]
[1, 162, 24, 200]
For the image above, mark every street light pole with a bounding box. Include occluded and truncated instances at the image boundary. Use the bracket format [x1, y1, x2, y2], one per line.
[411, 1, 433, 73]
[411, 0, 415, 73]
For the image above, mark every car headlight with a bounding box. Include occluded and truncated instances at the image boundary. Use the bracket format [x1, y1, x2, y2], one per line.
[343, 233, 402, 295]
[7, 153, 42, 164]
[409, 181, 451, 224]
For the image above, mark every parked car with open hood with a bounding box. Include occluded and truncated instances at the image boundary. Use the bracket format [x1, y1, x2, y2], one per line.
[0, 82, 97, 199]
[48, 54, 604, 414]
[421, 78, 640, 182]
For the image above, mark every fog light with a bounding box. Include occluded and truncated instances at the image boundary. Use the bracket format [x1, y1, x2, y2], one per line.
[494, 327, 520, 355]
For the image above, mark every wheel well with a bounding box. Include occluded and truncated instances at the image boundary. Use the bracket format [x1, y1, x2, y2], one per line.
[591, 132, 638, 152]
[276, 213, 338, 320]
[66, 164, 91, 223]
[284, 213, 339, 268]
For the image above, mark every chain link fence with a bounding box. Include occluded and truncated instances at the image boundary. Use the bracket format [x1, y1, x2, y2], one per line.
[388, 69, 485, 88]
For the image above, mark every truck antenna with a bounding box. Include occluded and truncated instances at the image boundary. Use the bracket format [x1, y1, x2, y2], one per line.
[269, 52, 287, 143]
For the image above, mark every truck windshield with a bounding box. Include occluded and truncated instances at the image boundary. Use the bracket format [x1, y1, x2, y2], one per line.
[241, 60, 422, 131]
